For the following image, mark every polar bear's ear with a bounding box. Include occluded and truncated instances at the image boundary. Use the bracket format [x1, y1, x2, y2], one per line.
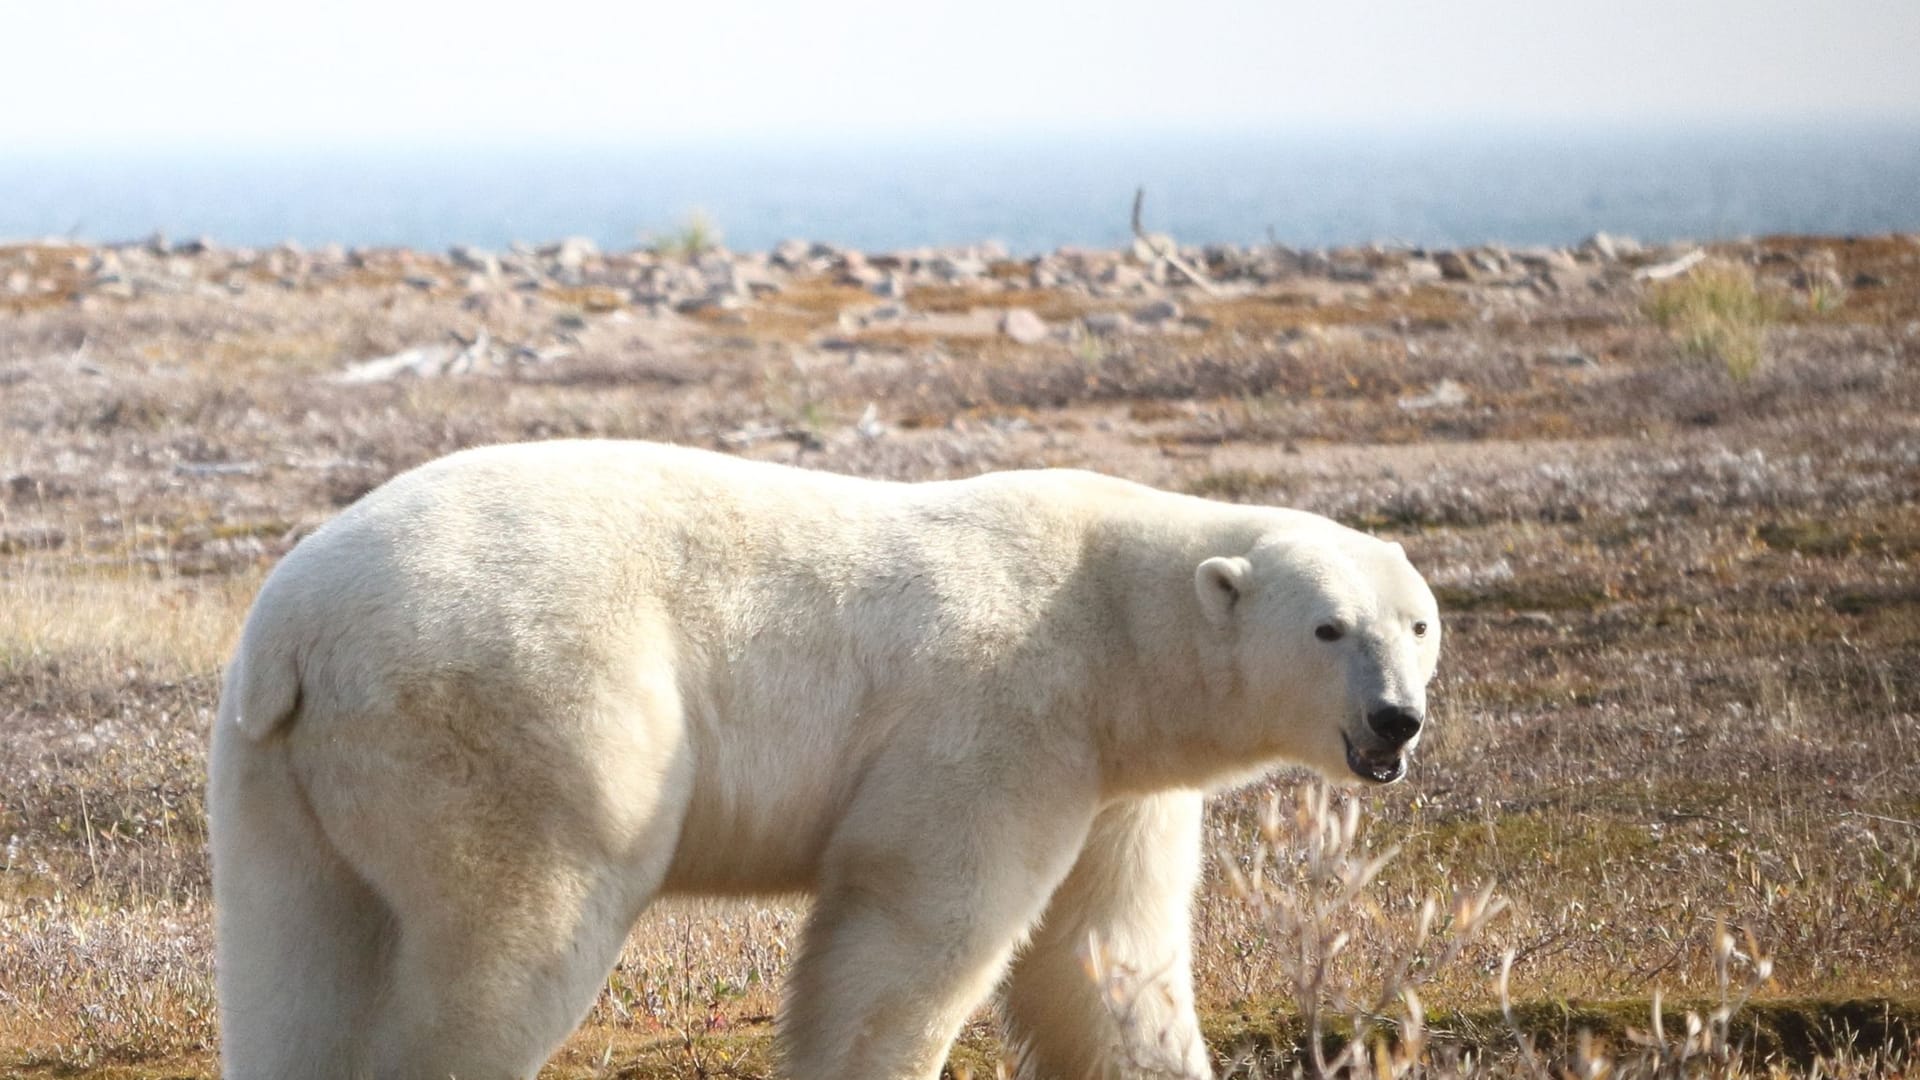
[1195, 556, 1251, 627]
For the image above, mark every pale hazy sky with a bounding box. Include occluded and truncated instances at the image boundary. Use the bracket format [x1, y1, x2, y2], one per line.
[5, 0, 1918, 147]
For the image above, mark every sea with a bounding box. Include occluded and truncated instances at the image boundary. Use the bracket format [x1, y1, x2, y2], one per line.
[4, 122, 1918, 255]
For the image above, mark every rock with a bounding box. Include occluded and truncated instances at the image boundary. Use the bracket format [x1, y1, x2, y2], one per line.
[449, 246, 500, 275]
[674, 292, 744, 315]
[1470, 246, 1510, 276]
[1402, 258, 1443, 284]
[1543, 265, 1599, 295]
[929, 255, 986, 283]
[1581, 232, 1641, 261]
[1540, 351, 1598, 368]
[1000, 308, 1049, 345]
[1328, 260, 1376, 284]
[1096, 263, 1148, 293]
[1131, 299, 1182, 325]
[771, 239, 813, 270]
[855, 402, 887, 441]
[1434, 251, 1475, 282]
[1852, 272, 1887, 289]
[1514, 247, 1579, 274]
[1397, 379, 1469, 411]
[838, 252, 883, 288]
[872, 272, 907, 300]
[403, 274, 444, 291]
[546, 236, 599, 274]
[1083, 311, 1132, 337]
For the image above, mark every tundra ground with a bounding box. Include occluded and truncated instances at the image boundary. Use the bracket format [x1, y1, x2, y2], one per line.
[2, 235, 1916, 1076]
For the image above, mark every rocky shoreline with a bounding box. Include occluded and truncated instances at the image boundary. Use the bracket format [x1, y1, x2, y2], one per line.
[8, 229, 1834, 373]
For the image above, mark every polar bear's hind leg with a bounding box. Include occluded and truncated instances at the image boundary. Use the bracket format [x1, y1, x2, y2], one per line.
[209, 729, 396, 1080]
[320, 674, 690, 1080]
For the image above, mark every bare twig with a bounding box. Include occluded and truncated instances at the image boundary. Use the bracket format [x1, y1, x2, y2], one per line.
[1131, 188, 1222, 296]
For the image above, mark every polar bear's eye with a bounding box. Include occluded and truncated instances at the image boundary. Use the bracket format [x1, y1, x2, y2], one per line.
[1314, 624, 1343, 642]
[1413, 620, 1429, 637]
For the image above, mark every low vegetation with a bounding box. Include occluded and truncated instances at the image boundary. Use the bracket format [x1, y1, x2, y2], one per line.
[1, 234, 1916, 1076]
[1644, 258, 1777, 380]
[649, 210, 724, 261]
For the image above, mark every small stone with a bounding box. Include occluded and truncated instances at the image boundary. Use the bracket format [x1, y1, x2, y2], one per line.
[674, 292, 744, 315]
[1083, 311, 1132, 337]
[1397, 379, 1469, 411]
[1131, 299, 1182, 324]
[1540, 351, 1597, 368]
[1000, 308, 1048, 345]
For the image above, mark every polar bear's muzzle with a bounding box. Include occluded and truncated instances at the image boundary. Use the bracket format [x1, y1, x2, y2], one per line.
[1342, 705, 1422, 784]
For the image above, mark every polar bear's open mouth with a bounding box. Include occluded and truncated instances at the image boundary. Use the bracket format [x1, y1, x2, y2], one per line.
[1343, 733, 1407, 784]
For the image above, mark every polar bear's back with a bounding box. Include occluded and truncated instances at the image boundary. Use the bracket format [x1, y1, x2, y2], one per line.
[224, 440, 1177, 747]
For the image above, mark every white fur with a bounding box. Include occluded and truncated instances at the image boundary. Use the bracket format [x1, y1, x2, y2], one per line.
[208, 439, 1441, 1080]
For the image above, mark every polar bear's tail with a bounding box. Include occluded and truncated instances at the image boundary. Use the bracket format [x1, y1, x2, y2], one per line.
[221, 611, 303, 741]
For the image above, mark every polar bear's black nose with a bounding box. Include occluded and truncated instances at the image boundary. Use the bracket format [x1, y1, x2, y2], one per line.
[1367, 705, 1423, 745]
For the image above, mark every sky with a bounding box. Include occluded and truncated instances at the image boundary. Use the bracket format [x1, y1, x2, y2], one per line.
[3, 0, 1919, 148]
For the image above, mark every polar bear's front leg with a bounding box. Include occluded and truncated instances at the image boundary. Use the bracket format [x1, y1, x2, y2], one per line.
[1000, 791, 1212, 1080]
[780, 767, 1097, 1080]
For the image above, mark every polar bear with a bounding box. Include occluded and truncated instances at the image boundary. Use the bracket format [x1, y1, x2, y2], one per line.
[208, 439, 1440, 1080]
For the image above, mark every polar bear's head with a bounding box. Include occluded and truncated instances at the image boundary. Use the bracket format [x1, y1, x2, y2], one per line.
[1195, 529, 1441, 785]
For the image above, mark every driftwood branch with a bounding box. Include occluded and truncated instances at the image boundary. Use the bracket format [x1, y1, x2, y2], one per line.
[1131, 187, 1221, 296]
[1633, 247, 1707, 282]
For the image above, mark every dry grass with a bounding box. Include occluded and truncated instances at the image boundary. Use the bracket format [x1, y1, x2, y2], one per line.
[1645, 259, 1778, 380]
[1, 236, 1917, 1076]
